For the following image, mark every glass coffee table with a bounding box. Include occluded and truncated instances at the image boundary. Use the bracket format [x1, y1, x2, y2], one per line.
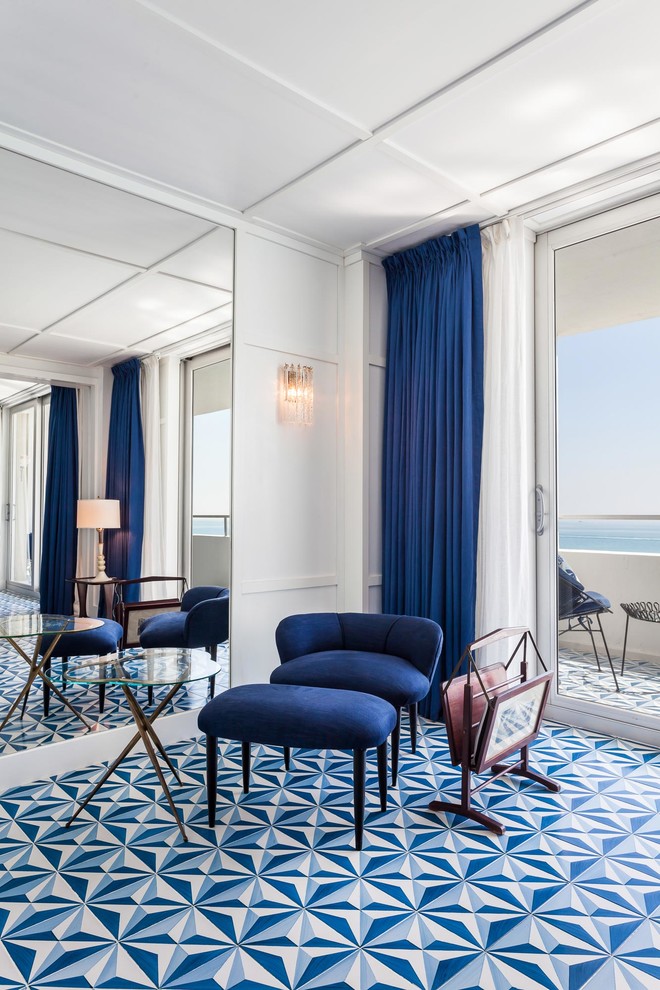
[64, 647, 221, 841]
[0, 614, 103, 731]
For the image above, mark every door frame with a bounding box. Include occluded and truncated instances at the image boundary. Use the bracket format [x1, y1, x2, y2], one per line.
[181, 345, 232, 588]
[5, 393, 50, 598]
[535, 191, 660, 745]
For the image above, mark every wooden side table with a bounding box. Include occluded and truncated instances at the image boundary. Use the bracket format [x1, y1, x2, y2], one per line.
[68, 576, 119, 619]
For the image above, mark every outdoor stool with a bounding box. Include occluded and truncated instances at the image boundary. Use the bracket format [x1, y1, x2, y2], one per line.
[198, 683, 397, 849]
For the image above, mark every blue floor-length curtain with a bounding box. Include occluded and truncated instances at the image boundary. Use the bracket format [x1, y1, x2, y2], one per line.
[40, 386, 79, 614]
[382, 224, 484, 720]
[104, 358, 145, 605]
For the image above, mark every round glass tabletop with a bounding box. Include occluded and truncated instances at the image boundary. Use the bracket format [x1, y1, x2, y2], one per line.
[64, 647, 221, 686]
[0, 614, 103, 639]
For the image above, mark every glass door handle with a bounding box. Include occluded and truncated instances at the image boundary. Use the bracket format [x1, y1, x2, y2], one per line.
[535, 485, 545, 535]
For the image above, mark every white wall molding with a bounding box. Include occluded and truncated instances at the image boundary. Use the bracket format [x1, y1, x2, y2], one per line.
[243, 340, 339, 366]
[242, 575, 337, 595]
[243, 227, 343, 265]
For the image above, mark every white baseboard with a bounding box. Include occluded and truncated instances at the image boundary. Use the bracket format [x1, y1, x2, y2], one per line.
[0, 708, 201, 793]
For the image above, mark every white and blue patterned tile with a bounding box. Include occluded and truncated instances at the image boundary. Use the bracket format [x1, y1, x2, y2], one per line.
[0, 718, 658, 988]
[559, 646, 660, 718]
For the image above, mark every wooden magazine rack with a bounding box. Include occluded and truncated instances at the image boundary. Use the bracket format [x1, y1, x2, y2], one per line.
[429, 626, 559, 835]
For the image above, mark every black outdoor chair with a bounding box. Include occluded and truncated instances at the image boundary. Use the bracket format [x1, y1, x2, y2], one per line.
[557, 556, 620, 691]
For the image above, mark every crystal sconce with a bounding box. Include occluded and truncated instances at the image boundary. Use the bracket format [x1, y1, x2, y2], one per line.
[281, 363, 314, 424]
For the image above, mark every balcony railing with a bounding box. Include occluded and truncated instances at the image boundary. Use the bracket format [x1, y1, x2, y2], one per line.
[558, 519, 660, 658]
[192, 514, 231, 538]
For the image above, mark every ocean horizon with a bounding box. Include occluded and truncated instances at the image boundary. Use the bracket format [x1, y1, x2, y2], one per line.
[559, 518, 660, 554]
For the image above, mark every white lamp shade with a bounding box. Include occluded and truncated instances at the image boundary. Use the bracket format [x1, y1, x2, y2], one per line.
[77, 498, 121, 530]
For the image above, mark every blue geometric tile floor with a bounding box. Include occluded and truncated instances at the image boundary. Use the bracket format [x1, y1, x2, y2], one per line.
[559, 647, 660, 718]
[0, 718, 658, 989]
[0, 590, 229, 755]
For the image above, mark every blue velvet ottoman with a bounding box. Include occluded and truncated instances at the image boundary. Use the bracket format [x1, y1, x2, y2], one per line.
[198, 683, 397, 849]
[40, 618, 123, 715]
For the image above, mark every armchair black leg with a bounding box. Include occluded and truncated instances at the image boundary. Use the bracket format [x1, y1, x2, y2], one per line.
[392, 708, 401, 786]
[206, 734, 217, 827]
[62, 657, 68, 692]
[99, 682, 106, 714]
[148, 686, 154, 706]
[241, 741, 251, 793]
[596, 614, 620, 692]
[409, 702, 418, 754]
[209, 675, 216, 698]
[621, 613, 630, 677]
[353, 749, 366, 850]
[586, 620, 602, 672]
[283, 746, 291, 771]
[377, 741, 388, 813]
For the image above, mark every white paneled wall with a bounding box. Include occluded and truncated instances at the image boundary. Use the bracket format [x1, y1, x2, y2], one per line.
[231, 228, 341, 684]
[342, 252, 387, 614]
[368, 261, 387, 613]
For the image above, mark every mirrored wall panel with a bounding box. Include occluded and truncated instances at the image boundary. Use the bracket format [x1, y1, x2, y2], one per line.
[0, 149, 234, 756]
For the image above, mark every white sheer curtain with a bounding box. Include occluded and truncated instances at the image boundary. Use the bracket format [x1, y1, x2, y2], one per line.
[476, 219, 536, 639]
[141, 355, 167, 598]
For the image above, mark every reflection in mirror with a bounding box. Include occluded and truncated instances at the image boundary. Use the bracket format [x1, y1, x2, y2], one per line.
[554, 217, 660, 721]
[0, 149, 233, 756]
[187, 348, 232, 589]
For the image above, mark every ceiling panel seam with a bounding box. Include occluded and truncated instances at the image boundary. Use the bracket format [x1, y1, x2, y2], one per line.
[481, 116, 660, 199]
[0, 225, 146, 270]
[18, 226, 228, 343]
[363, 201, 475, 253]
[241, 0, 612, 217]
[131, 0, 371, 139]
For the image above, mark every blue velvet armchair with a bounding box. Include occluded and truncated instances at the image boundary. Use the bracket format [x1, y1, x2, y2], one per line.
[139, 585, 229, 697]
[271, 611, 443, 784]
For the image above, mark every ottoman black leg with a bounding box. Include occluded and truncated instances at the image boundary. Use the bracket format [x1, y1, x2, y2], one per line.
[242, 741, 251, 793]
[206, 735, 217, 827]
[409, 702, 418, 754]
[148, 685, 154, 706]
[392, 708, 401, 786]
[99, 682, 106, 714]
[377, 741, 388, 813]
[354, 749, 366, 851]
[283, 746, 291, 771]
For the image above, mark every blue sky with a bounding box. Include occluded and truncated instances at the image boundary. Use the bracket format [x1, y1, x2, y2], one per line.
[193, 409, 231, 516]
[557, 317, 660, 516]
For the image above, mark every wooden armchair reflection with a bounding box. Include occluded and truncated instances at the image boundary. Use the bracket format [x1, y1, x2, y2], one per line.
[113, 575, 188, 646]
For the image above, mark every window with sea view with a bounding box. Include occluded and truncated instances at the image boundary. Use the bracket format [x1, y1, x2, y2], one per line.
[557, 314, 660, 557]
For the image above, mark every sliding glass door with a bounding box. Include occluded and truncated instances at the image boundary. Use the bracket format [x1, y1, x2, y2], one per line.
[182, 347, 231, 590]
[6, 395, 49, 596]
[536, 197, 660, 744]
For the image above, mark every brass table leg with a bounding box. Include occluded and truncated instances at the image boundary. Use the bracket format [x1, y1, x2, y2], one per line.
[1, 634, 95, 731]
[121, 685, 188, 842]
[66, 680, 187, 840]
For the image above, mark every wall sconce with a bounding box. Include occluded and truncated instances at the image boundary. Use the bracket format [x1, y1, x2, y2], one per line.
[281, 363, 314, 424]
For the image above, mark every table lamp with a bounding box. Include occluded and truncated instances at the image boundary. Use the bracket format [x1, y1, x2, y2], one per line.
[77, 498, 121, 582]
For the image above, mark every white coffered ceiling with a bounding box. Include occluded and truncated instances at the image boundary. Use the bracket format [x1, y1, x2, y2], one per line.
[0, 149, 234, 366]
[0, 0, 660, 364]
